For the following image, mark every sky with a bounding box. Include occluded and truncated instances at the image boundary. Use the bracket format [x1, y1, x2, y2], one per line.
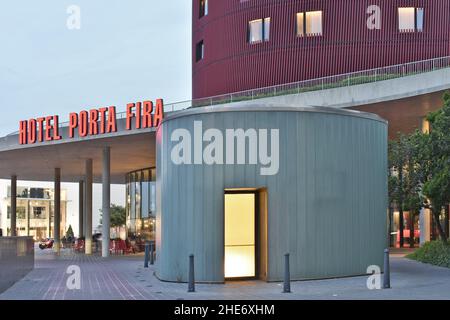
[0, 1, 192, 231]
[0, 0, 192, 136]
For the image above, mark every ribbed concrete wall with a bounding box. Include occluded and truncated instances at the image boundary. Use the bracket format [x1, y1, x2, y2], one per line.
[156, 105, 388, 282]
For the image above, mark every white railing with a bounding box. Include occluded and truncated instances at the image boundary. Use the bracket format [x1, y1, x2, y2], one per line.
[170, 55, 450, 111]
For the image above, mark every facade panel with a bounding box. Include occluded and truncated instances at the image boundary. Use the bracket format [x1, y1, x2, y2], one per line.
[192, 0, 450, 98]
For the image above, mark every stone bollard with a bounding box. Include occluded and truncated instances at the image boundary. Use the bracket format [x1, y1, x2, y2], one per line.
[383, 248, 391, 289]
[283, 253, 291, 293]
[144, 241, 150, 268]
[188, 254, 195, 292]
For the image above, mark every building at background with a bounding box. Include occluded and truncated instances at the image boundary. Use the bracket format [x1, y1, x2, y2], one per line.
[0, 184, 68, 240]
[192, 0, 450, 100]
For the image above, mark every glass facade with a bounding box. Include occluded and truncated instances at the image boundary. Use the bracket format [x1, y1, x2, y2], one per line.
[126, 168, 156, 245]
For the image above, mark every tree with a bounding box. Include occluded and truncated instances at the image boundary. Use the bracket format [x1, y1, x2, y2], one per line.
[403, 132, 424, 247]
[66, 225, 74, 239]
[414, 91, 450, 242]
[424, 91, 450, 241]
[388, 135, 409, 247]
[388, 91, 450, 244]
[99, 204, 126, 239]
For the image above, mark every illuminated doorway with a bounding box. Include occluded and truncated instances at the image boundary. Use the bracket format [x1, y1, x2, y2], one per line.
[224, 192, 256, 279]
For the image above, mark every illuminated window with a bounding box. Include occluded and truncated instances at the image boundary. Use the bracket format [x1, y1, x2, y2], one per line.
[297, 11, 323, 37]
[422, 118, 430, 134]
[199, 0, 208, 18]
[398, 7, 424, 32]
[196, 40, 204, 62]
[248, 18, 270, 43]
[224, 193, 255, 278]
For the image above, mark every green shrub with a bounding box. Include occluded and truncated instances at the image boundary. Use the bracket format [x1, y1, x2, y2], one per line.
[407, 241, 450, 268]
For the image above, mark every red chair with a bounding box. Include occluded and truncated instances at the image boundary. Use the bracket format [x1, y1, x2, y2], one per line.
[74, 239, 84, 252]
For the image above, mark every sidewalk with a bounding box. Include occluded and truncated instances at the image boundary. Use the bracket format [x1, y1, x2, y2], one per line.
[1, 248, 450, 300]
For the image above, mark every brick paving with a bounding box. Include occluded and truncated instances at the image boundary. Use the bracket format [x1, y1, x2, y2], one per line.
[1, 247, 450, 300]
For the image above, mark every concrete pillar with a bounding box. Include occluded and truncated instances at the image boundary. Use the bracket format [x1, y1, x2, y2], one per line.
[83, 177, 87, 240]
[78, 180, 84, 238]
[85, 159, 93, 255]
[53, 168, 61, 254]
[419, 208, 431, 246]
[102, 147, 111, 258]
[10, 175, 17, 236]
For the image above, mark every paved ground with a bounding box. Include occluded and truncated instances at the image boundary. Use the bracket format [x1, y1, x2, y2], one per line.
[1, 247, 450, 300]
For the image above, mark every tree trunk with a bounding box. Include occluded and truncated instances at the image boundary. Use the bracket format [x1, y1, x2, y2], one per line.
[432, 208, 447, 242]
[445, 205, 450, 241]
[389, 205, 394, 247]
[399, 207, 404, 248]
[409, 211, 415, 248]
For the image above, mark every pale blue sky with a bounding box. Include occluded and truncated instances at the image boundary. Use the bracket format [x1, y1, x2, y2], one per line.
[0, 1, 192, 136]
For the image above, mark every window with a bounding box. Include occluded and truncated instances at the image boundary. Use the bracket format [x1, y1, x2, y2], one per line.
[32, 207, 46, 219]
[297, 11, 323, 37]
[248, 18, 270, 44]
[196, 40, 204, 62]
[7, 206, 26, 219]
[199, 0, 208, 18]
[398, 7, 424, 32]
[422, 118, 430, 134]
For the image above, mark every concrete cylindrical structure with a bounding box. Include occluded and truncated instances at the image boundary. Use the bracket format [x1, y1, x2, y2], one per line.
[156, 105, 388, 283]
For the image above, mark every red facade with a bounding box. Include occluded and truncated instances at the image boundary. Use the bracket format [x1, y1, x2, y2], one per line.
[192, 0, 450, 99]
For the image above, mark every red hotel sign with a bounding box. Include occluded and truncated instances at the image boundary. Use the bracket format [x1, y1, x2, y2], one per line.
[19, 99, 164, 145]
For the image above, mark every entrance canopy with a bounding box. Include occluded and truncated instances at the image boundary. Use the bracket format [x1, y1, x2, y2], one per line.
[0, 118, 156, 184]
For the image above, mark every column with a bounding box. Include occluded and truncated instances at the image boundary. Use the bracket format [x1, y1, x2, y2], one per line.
[419, 208, 431, 246]
[78, 180, 84, 238]
[10, 175, 17, 236]
[102, 147, 111, 258]
[85, 159, 93, 255]
[53, 168, 61, 254]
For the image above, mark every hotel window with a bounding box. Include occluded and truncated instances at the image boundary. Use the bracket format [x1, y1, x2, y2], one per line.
[297, 11, 323, 37]
[248, 18, 270, 44]
[196, 40, 204, 62]
[398, 7, 424, 32]
[199, 0, 208, 18]
[422, 118, 430, 134]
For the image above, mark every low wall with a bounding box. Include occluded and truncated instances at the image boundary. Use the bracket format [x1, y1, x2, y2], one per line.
[0, 237, 34, 293]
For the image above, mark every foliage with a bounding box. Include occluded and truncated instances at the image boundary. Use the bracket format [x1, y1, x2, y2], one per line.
[99, 204, 126, 228]
[388, 91, 450, 242]
[407, 241, 450, 268]
[65, 225, 74, 239]
[421, 92, 450, 214]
